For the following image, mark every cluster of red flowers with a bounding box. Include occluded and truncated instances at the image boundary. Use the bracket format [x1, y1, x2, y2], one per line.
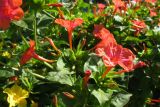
[0, 0, 24, 30]
[93, 25, 146, 78]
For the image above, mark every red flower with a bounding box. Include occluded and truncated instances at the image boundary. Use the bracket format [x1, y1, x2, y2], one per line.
[96, 43, 123, 78]
[83, 70, 91, 88]
[112, 0, 127, 14]
[96, 43, 122, 67]
[95, 42, 145, 78]
[131, 20, 146, 35]
[20, 40, 53, 65]
[93, 25, 116, 49]
[149, 9, 157, 17]
[97, 3, 105, 15]
[0, 0, 24, 30]
[55, 18, 83, 49]
[93, 25, 113, 40]
[118, 47, 136, 72]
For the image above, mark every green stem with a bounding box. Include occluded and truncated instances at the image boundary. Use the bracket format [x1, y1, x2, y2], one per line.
[20, 32, 29, 47]
[44, 62, 54, 69]
[34, 12, 38, 49]
[27, 69, 45, 79]
[42, 10, 55, 19]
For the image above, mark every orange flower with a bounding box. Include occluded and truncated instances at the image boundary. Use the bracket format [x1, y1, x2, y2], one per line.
[20, 40, 53, 65]
[55, 18, 83, 49]
[0, 0, 24, 30]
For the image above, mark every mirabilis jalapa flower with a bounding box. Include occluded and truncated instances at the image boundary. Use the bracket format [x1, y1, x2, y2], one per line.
[131, 20, 147, 36]
[3, 84, 29, 107]
[55, 18, 83, 49]
[112, 0, 127, 15]
[0, 0, 24, 30]
[94, 25, 146, 78]
[20, 40, 54, 65]
[92, 24, 116, 49]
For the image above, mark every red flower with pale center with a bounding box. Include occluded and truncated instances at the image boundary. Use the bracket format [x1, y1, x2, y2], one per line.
[131, 20, 146, 35]
[112, 0, 127, 14]
[95, 42, 145, 78]
[20, 40, 53, 65]
[96, 43, 122, 78]
[0, 0, 24, 30]
[118, 47, 136, 72]
[55, 18, 83, 49]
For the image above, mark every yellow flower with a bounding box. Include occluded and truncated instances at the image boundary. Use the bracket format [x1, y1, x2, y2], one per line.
[2, 51, 11, 58]
[3, 84, 29, 107]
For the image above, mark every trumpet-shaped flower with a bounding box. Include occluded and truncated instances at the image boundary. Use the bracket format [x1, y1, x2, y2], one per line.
[3, 84, 29, 107]
[20, 40, 53, 65]
[55, 18, 83, 49]
[0, 0, 24, 30]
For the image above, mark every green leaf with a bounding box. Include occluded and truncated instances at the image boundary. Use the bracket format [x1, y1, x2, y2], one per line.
[46, 71, 74, 86]
[12, 20, 28, 29]
[124, 36, 142, 43]
[111, 93, 132, 107]
[114, 15, 123, 22]
[57, 57, 66, 71]
[91, 89, 113, 105]
[84, 54, 103, 72]
[0, 70, 14, 78]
